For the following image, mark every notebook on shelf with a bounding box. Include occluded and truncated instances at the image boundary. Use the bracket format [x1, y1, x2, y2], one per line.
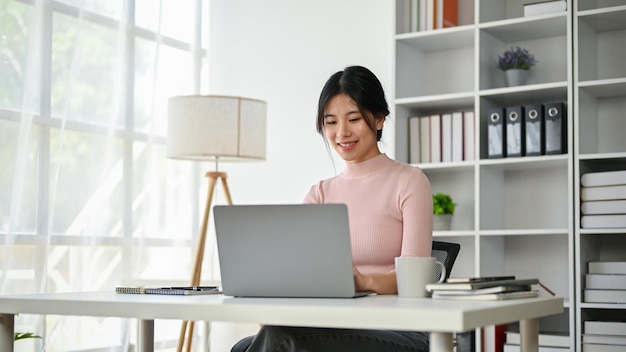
[213, 204, 372, 298]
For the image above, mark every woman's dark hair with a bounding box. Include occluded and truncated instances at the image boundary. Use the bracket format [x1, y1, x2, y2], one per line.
[316, 66, 390, 141]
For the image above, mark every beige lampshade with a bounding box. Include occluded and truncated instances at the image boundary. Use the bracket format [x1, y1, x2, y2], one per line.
[167, 95, 267, 161]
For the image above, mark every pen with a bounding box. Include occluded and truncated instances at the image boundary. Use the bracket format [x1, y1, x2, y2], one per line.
[160, 286, 219, 291]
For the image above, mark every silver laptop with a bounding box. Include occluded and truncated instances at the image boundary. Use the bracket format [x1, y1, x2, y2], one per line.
[213, 204, 370, 298]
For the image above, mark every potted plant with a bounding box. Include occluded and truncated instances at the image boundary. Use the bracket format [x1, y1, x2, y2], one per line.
[496, 46, 537, 87]
[433, 193, 456, 231]
[15, 332, 41, 341]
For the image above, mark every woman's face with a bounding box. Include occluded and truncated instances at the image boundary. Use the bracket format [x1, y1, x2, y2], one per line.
[323, 93, 384, 164]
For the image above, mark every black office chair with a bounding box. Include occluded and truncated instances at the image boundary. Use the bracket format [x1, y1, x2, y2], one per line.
[230, 241, 462, 352]
[432, 240, 460, 282]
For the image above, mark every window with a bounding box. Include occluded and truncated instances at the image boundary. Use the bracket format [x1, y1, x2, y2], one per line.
[0, 0, 208, 349]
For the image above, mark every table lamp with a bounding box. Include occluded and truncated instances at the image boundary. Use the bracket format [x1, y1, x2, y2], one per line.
[167, 95, 267, 352]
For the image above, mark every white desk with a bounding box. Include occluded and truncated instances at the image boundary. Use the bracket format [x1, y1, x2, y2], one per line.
[0, 291, 562, 352]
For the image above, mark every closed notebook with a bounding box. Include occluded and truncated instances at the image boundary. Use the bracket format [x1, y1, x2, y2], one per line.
[582, 333, 626, 345]
[581, 184, 626, 201]
[581, 344, 626, 352]
[447, 275, 515, 283]
[588, 261, 626, 274]
[581, 200, 626, 215]
[581, 214, 626, 229]
[584, 321, 626, 336]
[581, 170, 626, 187]
[432, 290, 539, 301]
[505, 330, 570, 347]
[431, 284, 531, 296]
[115, 286, 220, 295]
[584, 289, 626, 303]
[426, 278, 539, 291]
[586, 274, 626, 290]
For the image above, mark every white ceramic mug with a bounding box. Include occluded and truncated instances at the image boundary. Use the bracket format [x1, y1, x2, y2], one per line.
[395, 256, 446, 298]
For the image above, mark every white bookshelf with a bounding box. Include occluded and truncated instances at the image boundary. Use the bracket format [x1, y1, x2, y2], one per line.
[573, 1, 626, 351]
[393, 0, 578, 350]
[395, 0, 626, 350]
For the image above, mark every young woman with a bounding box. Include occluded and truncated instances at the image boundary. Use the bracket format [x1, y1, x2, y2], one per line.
[233, 65, 433, 352]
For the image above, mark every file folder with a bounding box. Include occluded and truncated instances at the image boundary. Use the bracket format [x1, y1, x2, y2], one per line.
[524, 104, 544, 156]
[544, 102, 566, 155]
[505, 106, 524, 157]
[487, 108, 505, 158]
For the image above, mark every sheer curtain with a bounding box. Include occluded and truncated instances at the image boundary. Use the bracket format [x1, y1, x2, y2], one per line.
[0, 0, 211, 350]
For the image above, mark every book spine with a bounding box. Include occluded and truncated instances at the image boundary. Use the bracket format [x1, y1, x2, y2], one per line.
[585, 274, 626, 290]
[581, 184, 626, 201]
[441, 113, 452, 162]
[409, 116, 421, 164]
[463, 111, 475, 161]
[523, 0, 567, 17]
[584, 321, 626, 336]
[584, 289, 626, 303]
[420, 116, 431, 163]
[451, 112, 463, 162]
[426, 0, 435, 30]
[588, 261, 626, 274]
[581, 200, 626, 215]
[582, 333, 626, 345]
[442, 0, 458, 28]
[581, 343, 626, 352]
[430, 114, 441, 163]
[581, 214, 626, 229]
[581, 169, 626, 187]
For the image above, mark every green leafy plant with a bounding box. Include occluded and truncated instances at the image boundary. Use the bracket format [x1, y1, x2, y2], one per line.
[433, 193, 456, 215]
[497, 46, 538, 71]
[14, 332, 42, 341]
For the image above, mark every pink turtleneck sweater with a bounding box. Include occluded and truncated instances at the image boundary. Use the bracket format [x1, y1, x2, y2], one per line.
[304, 153, 433, 275]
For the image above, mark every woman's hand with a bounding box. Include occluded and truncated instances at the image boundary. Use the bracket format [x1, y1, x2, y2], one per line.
[353, 266, 369, 292]
[353, 265, 398, 295]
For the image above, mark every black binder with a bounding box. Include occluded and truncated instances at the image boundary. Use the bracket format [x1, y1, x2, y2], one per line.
[487, 108, 505, 159]
[524, 104, 544, 156]
[544, 102, 567, 155]
[505, 106, 524, 157]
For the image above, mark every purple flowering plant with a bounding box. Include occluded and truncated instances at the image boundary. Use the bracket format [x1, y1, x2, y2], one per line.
[497, 46, 537, 71]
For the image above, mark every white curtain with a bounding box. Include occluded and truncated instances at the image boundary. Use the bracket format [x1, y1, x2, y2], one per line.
[0, 0, 212, 350]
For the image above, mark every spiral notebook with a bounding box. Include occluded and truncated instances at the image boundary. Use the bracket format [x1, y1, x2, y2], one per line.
[115, 286, 220, 296]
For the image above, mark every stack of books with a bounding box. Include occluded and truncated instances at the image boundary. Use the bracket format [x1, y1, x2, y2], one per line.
[580, 170, 626, 229]
[426, 276, 540, 300]
[523, 0, 567, 17]
[584, 261, 626, 303]
[503, 330, 569, 352]
[400, 0, 459, 33]
[583, 321, 626, 352]
[409, 111, 474, 165]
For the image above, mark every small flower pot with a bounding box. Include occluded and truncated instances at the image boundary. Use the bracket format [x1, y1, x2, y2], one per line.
[504, 69, 529, 87]
[433, 214, 452, 231]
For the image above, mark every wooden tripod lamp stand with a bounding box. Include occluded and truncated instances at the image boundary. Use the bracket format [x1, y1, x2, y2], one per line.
[167, 95, 267, 352]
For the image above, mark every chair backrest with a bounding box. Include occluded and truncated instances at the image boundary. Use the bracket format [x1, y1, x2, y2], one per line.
[432, 241, 460, 281]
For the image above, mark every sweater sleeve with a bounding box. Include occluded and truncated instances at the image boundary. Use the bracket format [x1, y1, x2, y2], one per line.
[303, 183, 322, 204]
[399, 167, 433, 257]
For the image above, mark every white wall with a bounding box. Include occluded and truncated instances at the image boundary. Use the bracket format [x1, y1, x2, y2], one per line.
[205, 0, 393, 349]
[202, 0, 393, 351]
[207, 0, 394, 205]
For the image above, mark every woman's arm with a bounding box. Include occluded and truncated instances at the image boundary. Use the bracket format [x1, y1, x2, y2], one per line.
[353, 266, 397, 294]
